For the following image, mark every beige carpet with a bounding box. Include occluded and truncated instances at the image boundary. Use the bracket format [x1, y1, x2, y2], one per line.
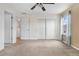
[0, 40, 79, 56]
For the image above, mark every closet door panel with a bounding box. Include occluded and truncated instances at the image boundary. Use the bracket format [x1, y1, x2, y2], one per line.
[21, 15, 30, 39]
[30, 18, 45, 39]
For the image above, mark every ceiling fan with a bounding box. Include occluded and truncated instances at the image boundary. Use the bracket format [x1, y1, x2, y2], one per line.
[30, 3, 55, 11]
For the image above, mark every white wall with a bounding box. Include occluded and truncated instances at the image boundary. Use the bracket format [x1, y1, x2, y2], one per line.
[0, 8, 4, 50]
[4, 12, 12, 43]
[30, 17, 45, 39]
[16, 17, 21, 38]
[20, 14, 60, 40]
[21, 15, 30, 39]
[46, 15, 60, 39]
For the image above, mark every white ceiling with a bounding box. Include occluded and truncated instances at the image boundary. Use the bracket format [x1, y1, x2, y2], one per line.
[2, 3, 73, 16]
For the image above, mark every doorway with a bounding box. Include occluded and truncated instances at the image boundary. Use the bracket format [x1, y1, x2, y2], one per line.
[61, 11, 71, 46]
[4, 11, 13, 47]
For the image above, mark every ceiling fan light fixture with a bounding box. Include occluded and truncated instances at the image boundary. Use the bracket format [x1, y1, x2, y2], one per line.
[30, 3, 55, 11]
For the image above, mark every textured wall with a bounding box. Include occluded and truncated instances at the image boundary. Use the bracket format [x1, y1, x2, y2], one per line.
[71, 4, 79, 49]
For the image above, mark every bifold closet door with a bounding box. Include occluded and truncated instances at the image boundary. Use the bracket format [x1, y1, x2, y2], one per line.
[37, 18, 45, 39]
[4, 12, 12, 43]
[46, 19, 58, 39]
[20, 16, 45, 40]
[20, 15, 30, 39]
[30, 18, 45, 39]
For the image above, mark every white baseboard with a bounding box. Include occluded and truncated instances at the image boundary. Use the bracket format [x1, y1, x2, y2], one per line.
[71, 45, 79, 50]
[21, 37, 58, 40]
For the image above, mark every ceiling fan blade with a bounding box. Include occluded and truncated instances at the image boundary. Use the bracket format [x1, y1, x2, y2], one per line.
[42, 7, 46, 11]
[31, 3, 39, 10]
[39, 3, 46, 11]
[43, 3, 55, 4]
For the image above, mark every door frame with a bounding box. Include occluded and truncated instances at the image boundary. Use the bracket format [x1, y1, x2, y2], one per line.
[60, 10, 72, 46]
[4, 11, 13, 44]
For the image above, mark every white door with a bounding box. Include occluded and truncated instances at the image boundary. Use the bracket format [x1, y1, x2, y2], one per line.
[37, 18, 45, 39]
[30, 18, 38, 39]
[4, 12, 12, 43]
[20, 15, 30, 39]
[46, 19, 57, 39]
[30, 18, 45, 39]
